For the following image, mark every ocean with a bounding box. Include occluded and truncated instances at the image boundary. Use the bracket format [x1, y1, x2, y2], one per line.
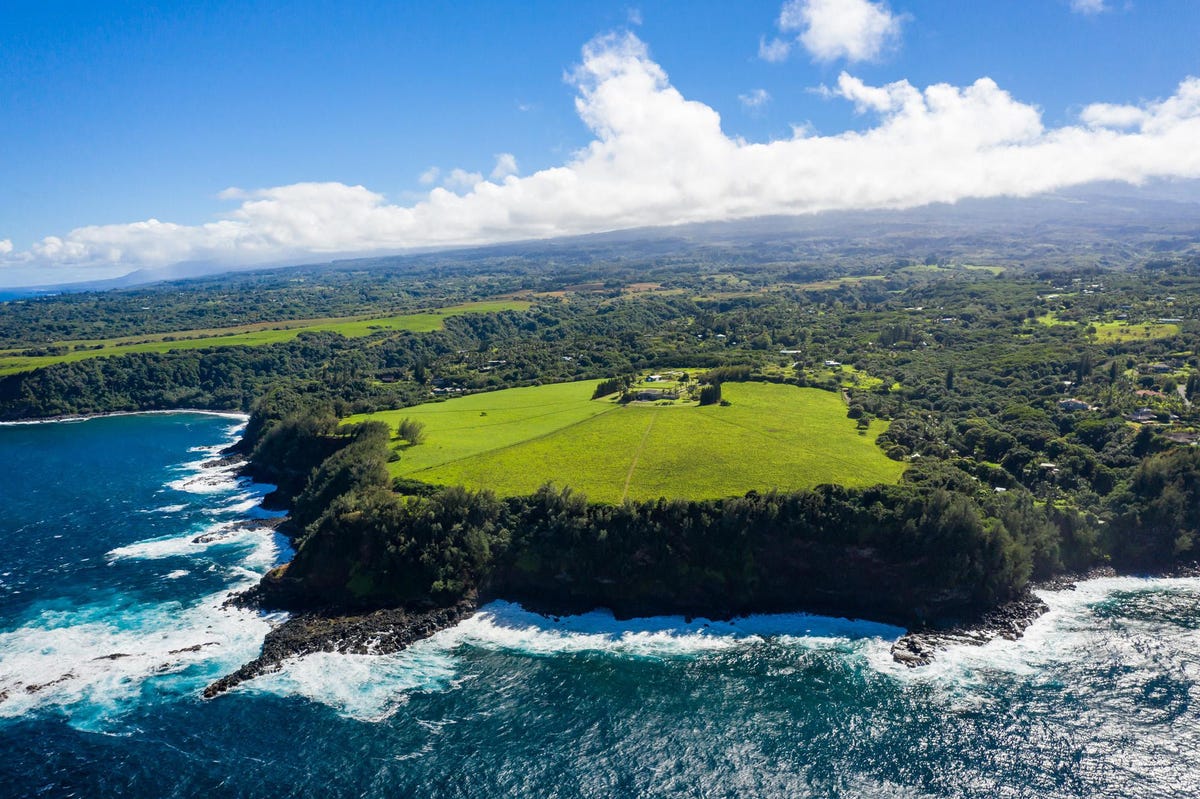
[0, 413, 1197, 798]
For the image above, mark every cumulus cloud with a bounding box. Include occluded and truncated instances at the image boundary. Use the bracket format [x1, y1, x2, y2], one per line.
[739, 88, 772, 110]
[0, 239, 12, 255]
[441, 168, 484, 191]
[418, 167, 441, 185]
[777, 0, 903, 63]
[490, 153, 519, 180]
[4, 32, 1200, 283]
[758, 36, 792, 63]
[1070, 0, 1109, 14]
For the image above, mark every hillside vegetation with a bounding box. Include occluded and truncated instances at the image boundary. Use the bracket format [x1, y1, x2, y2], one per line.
[0, 300, 527, 376]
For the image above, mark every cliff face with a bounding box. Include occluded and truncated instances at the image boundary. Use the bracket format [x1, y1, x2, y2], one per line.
[254, 483, 1037, 629]
[490, 542, 968, 627]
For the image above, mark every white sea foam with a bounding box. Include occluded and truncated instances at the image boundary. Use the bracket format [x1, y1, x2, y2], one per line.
[253, 643, 459, 722]
[106, 522, 280, 564]
[142, 503, 190, 514]
[166, 464, 243, 495]
[248, 578, 1200, 720]
[865, 575, 1200, 684]
[441, 601, 903, 660]
[0, 590, 281, 730]
[248, 601, 905, 720]
[2, 508, 288, 729]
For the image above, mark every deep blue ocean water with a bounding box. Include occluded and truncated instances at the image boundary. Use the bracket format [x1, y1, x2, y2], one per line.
[1, 414, 1198, 798]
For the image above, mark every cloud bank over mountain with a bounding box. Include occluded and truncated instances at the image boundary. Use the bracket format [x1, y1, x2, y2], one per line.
[4, 31, 1200, 283]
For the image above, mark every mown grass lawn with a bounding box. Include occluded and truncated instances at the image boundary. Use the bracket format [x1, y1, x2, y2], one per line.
[0, 300, 529, 376]
[354, 380, 905, 502]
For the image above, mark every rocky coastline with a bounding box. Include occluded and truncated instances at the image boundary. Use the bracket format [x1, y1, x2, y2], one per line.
[204, 598, 478, 698]
[204, 439, 1200, 691]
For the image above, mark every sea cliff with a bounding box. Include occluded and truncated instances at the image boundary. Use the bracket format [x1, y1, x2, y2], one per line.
[208, 404, 1197, 694]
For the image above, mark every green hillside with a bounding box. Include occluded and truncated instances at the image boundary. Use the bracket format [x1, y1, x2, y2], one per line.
[350, 380, 905, 502]
[0, 299, 528, 376]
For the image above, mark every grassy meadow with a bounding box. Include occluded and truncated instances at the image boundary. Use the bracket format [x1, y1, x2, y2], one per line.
[1032, 313, 1179, 342]
[352, 380, 905, 502]
[0, 300, 528, 376]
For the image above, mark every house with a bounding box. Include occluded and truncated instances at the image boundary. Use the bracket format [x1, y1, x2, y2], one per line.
[1129, 408, 1157, 423]
[1058, 398, 1092, 411]
[824, 359, 842, 367]
[636, 389, 678, 401]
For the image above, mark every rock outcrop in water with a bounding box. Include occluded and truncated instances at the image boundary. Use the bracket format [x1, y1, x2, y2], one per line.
[890, 592, 1051, 666]
[204, 598, 478, 698]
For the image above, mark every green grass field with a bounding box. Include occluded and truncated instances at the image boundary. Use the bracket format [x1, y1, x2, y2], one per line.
[1089, 320, 1181, 342]
[1031, 313, 1178, 342]
[350, 380, 905, 502]
[0, 300, 528, 376]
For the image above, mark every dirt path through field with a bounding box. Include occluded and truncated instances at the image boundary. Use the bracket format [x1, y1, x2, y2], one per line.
[621, 410, 659, 502]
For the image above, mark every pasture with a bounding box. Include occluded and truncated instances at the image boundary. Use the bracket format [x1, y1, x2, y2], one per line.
[352, 380, 905, 502]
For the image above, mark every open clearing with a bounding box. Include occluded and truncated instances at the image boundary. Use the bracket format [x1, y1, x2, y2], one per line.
[0, 300, 528, 376]
[350, 380, 905, 502]
[1032, 314, 1179, 342]
[1089, 320, 1181, 342]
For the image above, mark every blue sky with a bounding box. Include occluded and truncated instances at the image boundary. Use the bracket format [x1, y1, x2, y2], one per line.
[2, 0, 1199, 285]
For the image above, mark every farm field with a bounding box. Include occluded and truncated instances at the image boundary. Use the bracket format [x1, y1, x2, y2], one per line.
[0, 300, 528, 376]
[351, 380, 905, 502]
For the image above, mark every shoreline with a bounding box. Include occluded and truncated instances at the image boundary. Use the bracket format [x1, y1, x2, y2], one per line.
[209, 568, 1200, 697]
[0, 408, 249, 426]
[197, 421, 1200, 691]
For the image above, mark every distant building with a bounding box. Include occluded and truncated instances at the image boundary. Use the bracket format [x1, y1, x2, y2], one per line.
[1058, 398, 1092, 411]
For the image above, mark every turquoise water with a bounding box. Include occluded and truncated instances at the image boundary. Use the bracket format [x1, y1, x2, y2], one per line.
[1, 414, 1198, 797]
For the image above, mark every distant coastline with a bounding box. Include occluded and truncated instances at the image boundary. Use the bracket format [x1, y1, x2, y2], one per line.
[0, 409, 249, 426]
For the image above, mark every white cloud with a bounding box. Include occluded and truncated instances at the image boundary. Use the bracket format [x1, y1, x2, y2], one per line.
[491, 153, 519, 180]
[1080, 102, 1146, 128]
[1070, 0, 1109, 15]
[739, 89, 772, 110]
[4, 32, 1200, 284]
[0, 239, 12, 255]
[778, 0, 903, 63]
[758, 36, 792, 63]
[627, 7, 643, 26]
[418, 166, 440, 185]
[442, 168, 484, 191]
